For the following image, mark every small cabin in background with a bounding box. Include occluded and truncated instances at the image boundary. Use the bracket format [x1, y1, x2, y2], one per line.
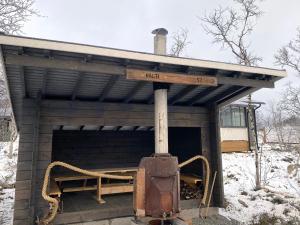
[219, 104, 257, 153]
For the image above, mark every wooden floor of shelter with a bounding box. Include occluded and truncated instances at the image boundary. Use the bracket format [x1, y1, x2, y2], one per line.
[62, 192, 133, 213]
[53, 192, 200, 224]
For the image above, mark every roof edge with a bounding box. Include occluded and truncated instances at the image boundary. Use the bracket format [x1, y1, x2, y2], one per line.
[0, 34, 287, 77]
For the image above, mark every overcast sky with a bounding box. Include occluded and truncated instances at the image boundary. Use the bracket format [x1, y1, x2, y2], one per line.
[21, 0, 300, 106]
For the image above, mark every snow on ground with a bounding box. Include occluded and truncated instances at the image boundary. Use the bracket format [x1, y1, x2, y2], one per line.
[220, 144, 300, 224]
[0, 140, 299, 224]
[0, 139, 18, 225]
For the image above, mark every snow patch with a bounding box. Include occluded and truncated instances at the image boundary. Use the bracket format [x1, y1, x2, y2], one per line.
[220, 145, 300, 224]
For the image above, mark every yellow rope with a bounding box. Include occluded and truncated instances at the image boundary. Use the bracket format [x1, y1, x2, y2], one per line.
[178, 155, 210, 207]
[38, 161, 134, 225]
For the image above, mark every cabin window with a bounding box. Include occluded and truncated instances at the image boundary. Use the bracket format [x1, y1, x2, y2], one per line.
[220, 106, 246, 128]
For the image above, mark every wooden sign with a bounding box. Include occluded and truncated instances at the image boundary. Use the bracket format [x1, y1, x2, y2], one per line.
[126, 69, 217, 86]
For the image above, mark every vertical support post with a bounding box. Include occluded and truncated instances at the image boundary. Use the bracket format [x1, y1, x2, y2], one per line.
[154, 86, 169, 153]
[152, 28, 169, 154]
[208, 104, 224, 207]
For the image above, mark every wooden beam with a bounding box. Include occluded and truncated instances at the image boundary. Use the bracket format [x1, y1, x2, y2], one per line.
[169, 86, 197, 105]
[147, 126, 153, 131]
[218, 76, 274, 88]
[133, 126, 139, 131]
[98, 75, 119, 101]
[71, 72, 84, 100]
[40, 69, 48, 97]
[147, 93, 154, 104]
[195, 85, 230, 105]
[123, 81, 146, 103]
[187, 86, 223, 106]
[218, 87, 258, 108]
[5, 53, 125, 76]
[19, 66, 27, 98]
[39, 100, 209, 127]
[126, 69, 218, 86]
[115, 126, 122, 131]
[210, 86, 249, 105]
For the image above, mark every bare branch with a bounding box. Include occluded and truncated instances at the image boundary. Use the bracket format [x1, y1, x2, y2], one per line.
[279, 83, 300, 118]
[275, 28, 300, 75]
[169, 28, 191, 57]
[201, 0, 263, 66]
[0, 0, 39, 34]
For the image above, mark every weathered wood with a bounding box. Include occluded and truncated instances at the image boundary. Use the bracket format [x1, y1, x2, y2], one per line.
[221, 140, 249, 152]
[218, 76, 274, 88]
[180, 174, 202, 186]
[127, 69, 218, 86]
[71, 72, 84, 100]
[208, 104, 224, 207]
[123, 81, 147, 103]
[169, 86, 197, 105]
[49, 180, 61, 197]
[98, 75, 119, 101]
[5, 53, 125, 76]
[188, 86, 223, 106]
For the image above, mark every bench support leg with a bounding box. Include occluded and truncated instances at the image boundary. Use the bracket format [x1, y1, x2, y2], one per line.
[97, 177, 106, 204]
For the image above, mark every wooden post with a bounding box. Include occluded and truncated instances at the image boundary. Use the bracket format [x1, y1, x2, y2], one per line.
[97, 177, 105, 204]
[208, 104, 224, 207]
[152, 28, 169, 154]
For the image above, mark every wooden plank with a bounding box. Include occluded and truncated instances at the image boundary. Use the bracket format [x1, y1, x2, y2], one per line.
[180, 174, 202, 186]
[126, 69, 217, 86]
[98, 75, 119, 101]
[123, 81, 147, 103]
[218, 76, 274, 88]
[62, 183, 133, 195]
[221, 140, 249, 152]
[49, 179, 61, 197]
[40, 100, 208, 114]
[169, 86, 198, 105]
[5, 53, 125, 76]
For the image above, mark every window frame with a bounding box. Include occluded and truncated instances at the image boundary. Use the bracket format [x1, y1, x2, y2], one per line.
[220, 105, 247, 128]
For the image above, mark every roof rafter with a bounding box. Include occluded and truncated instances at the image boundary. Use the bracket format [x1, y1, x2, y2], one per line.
[123, 81, 147, 103]
[187, 86, 224, 106]
[98, 75, 119, 101]
[71, 72, 84, 100]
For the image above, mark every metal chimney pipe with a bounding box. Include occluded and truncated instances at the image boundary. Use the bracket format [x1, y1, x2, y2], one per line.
[152, 28, 169, 154]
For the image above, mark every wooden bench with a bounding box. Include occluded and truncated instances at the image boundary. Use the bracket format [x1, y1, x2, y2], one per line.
[52, 168, 203, 204]
[53, 167, 137, 204]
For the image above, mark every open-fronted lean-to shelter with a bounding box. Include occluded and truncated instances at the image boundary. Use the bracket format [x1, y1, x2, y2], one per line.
[0, 30, 286, 225]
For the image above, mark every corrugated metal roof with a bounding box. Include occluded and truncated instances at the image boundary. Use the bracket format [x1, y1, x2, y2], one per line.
[0, 34, 286, 129]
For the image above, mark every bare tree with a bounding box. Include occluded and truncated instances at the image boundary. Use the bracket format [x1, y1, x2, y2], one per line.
[279, 84, 300, 118]
[202, 0, 263, 66]
[169, 28, 190, 57]
[275, 28, 300, 75]
[202, 0, 264, 190]
[0, 0, 39, 34]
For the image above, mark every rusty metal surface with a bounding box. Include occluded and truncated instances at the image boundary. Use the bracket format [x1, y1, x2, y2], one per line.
[135, 153, 180, 219]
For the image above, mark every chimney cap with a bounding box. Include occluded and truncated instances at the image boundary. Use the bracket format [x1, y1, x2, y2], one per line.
[152, 28, 168, 36]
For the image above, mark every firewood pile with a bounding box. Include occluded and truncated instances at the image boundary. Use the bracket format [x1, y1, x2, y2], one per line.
[180, 181, 202, 200]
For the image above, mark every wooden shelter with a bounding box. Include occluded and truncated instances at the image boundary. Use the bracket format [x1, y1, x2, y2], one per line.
[0, 33, 286, 225]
